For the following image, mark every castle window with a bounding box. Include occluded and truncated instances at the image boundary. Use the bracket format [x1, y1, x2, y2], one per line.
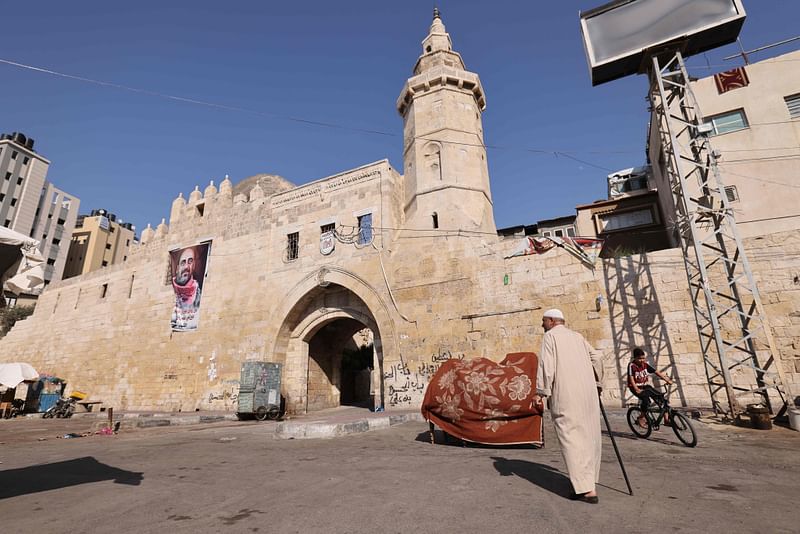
[357, 213, 373, 245]
[17, 177, 23, 185]
[320, 223, 335, 234]
[196, 202, 205, 217]
[23, 156, 29, 165]
[4, 172, 10, 181]
[432, 212, 439, 229]
[11, 151, 17, 160]
[46, 258, 56, 265]
[286, 232, 299, 261]
[725, 185, 740, 202]
[101, 283, 108, 299]
[102, 260, 108, 267]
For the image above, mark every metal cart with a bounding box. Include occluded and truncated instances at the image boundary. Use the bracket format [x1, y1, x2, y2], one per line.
[237, 362, 282, 421]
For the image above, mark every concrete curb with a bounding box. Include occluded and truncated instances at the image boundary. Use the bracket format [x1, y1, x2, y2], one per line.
[275, 412, 426, 439]
[88, 412, 238, 431]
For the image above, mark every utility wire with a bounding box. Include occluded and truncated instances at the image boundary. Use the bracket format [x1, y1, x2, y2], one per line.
[2, 57, 798, 188]
[0, 57, 636, 158]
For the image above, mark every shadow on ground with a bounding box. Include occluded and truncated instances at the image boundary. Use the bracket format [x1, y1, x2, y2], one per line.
[0, 456, 143, 499]
[603, 428, 686, 447]
[414, 430, 541, 449]
[490, 456, 573, 498]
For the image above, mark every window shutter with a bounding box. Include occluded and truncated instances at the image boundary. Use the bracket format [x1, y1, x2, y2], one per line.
[785, 93, 800, 119]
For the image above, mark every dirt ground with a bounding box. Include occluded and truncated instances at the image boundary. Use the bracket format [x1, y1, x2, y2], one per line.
[0, 412, 798, 533]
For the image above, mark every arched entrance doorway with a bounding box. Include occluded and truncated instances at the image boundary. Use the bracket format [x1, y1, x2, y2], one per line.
[306, 318, 376, 411]
[274, 279, 386, 414]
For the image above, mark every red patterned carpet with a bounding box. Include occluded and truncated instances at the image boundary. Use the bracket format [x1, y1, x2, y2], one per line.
[421, 352, 544, 445]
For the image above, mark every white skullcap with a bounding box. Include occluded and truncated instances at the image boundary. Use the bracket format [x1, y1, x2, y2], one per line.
[543, 308, 565, 320]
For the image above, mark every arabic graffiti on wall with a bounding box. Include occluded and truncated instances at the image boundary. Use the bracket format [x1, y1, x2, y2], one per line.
[384, 348, 464, 407]
[206, 379, 240, 407]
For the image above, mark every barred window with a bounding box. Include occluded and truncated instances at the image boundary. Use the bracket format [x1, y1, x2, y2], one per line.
[320, 223, 335, 234]
[286, 232, 299, 261]
[357, 213, 373, 245]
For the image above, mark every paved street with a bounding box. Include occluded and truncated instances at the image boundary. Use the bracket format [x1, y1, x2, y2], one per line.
[1, 413, 798, 533]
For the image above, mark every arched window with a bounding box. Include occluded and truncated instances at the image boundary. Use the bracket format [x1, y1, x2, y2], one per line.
[424, 142, 442, 181]
[432, 212, 439, 229]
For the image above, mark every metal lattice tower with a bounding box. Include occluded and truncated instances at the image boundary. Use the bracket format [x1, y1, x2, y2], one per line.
[648, 50, 793, 419]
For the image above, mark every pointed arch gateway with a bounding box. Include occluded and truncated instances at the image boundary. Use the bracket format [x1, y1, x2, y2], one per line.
[269, 267, 398, 414]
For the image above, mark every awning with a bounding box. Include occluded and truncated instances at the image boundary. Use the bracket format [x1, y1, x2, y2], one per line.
[0, 226, 45, 296]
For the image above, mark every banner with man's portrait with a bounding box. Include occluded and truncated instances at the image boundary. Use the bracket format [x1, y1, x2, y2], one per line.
[169, 242, 211, 331]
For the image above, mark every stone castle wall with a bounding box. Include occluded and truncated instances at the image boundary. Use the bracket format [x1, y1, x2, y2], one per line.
[2, 166, 799, 412]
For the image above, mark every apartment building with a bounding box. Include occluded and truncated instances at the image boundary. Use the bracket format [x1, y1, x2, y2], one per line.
[63, 209, 136, 279]
[0, 132, 80, 286]
[648, 48, 800, 240]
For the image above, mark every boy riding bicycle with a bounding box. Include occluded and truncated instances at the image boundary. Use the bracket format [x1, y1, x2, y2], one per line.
[628, 347, 673, 427]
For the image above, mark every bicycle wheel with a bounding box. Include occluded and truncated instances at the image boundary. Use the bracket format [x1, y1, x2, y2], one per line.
[670, 411, 697, 447]
[627, 406, 652, 438]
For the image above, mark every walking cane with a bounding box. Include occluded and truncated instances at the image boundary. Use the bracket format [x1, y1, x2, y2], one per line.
[598, 393, 634, 496]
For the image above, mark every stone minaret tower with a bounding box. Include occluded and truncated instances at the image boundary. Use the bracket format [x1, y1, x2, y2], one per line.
[397, 9, 496, 234]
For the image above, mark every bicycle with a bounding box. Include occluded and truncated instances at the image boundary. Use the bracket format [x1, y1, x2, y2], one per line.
[626, 387, 697, 447]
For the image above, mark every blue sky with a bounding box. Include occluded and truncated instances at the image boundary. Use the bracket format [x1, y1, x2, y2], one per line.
[1, 1, 798, 233]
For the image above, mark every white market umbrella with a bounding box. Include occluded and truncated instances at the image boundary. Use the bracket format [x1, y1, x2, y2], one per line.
[0, 362, 39, 388]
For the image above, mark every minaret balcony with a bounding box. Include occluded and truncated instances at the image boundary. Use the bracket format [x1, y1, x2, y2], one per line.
[396, 67, 486, 116]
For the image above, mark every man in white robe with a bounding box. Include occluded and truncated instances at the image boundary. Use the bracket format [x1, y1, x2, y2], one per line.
[534, 308, 604, 503]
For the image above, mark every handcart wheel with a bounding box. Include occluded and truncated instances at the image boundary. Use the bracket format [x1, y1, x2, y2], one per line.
[255, 406, 269, 421]
[267, 406, 280, 420]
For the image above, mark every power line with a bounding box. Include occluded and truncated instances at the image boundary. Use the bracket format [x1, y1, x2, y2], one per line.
[3, 56, 799, 189]
[722, 146, 800, 153]
[0, 57, 637, 159]
[718, 166, 800, 189]
[687, 58, 800, 70]
[721, 154, 800, 164]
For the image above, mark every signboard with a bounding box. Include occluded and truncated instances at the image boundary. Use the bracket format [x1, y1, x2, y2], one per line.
[320, 231, 335, 255]
[169, 242, 211, 331]
[580, 0, 746, 85]
[599, 208, 654, 232]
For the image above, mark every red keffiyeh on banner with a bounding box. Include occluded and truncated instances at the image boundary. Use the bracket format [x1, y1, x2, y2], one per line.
[505, 235, 604, 267]
[714, 66, 749, 94]
[421, 352, 544, 445]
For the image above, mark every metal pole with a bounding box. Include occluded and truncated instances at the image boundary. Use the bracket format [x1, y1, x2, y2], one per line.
[598, 395, 633, 496]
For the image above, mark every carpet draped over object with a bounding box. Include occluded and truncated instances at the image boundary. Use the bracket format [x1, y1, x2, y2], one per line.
[421, 352, 544, 445]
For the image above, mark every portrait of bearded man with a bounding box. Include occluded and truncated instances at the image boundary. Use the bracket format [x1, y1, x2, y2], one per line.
[170, 243, 210, 331]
